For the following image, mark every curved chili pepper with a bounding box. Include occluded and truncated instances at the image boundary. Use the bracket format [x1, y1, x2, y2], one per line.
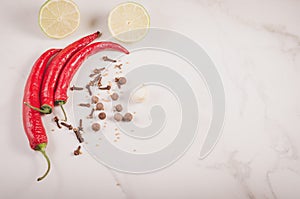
[23, 49, 60, 181]
[26, 31, 101, 119]
[54, 42, 129, 114]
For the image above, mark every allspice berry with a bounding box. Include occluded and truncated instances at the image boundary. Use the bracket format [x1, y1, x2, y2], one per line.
[91, 123, 101, 132]
[123, 113, 133, 122]
[113, 113, 123, 122]
[98, 112, 106, 120]
[91, 96, 99, 104]
[115, 104, 123, 112]
[111, 92, 119, 101]
[118, 77, 127, 85]
[95, 102, 104, 110]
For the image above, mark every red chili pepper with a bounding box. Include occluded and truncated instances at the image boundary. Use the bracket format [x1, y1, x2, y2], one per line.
[23, 49, 61, 181]
[26, 31, 101, 120]
[54, 42, 129, 111]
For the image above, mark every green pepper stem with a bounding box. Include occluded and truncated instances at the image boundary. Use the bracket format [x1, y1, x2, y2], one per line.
[60, 104, 67, 121]
[36, 143, 51, 181]
[24, 102, 51, 114]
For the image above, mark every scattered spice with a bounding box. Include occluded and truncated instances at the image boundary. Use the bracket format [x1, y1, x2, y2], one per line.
[70, 85, 84, 91]
[91, 123, 101, 132]
[99, 85, 111, 90]
[78, 119, 83, 131]
[89, 73, 97, 78]
[98, 112, 106, 120]
[123, 113, 133, 122]
[114, 64, 123, 69]
[114, 113, 123, 121]
[85, 84, 92, 96]
[110, 92, 119, 101]
[74, 145, 82, 156]
[73, 128, 84, 143]
[91, 96, 99, 104]
[53, 116, 61, 129]
[90, 74, 102, 86]
[79, 103, 91, 108]
[60, 122, 73, 130]
[95, 102, 104, 110]
[102, 56, 116, 62]
[87, 108, 95, 119]
[115, 77, 127, 88]
[115, 104, 123, 112]
[118, 77, 127, 85]
[90, 67, 105, 77]
[97, 76, 103, 88]
[93, 74, 102, 83]
[93, 67, 105, 74]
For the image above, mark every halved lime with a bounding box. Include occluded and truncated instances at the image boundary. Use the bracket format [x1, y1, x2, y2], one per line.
[39, 0, 80, 39]
[108, 2, 150, 43]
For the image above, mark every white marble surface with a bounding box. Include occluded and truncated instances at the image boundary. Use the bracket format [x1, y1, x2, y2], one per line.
[0, 0, 300, 198]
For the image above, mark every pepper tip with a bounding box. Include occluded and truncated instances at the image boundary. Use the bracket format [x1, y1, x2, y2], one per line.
[96, 31, 102, 38]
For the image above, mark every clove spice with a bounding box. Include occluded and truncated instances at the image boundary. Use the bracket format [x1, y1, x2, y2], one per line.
[89, 73, 97, 78]
[70, 85, 84, 91]
[115, 77, 126, 88]
[73, 145, 82, 156]
[102, 56, 116, 62]
[97, 76, 103, 88]
[85, 84, 92, 96]
[99, 85, 111, 90]
[53, 116, 61, 129]
[90, 74, 102, 86]
[114, 64, 122, 69]
[78, 103, 91, 108]
[60, 122, 73, 130]
[93, 67, 105, 74]
[89, 68, 105, 77]
[73, 128, 84, 143]
[87, 108, 95, 119]
[78, 119, 83, 131]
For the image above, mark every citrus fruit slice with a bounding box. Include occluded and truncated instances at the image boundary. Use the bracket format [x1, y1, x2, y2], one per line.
[108, 2, 150, 42]
[39, 0, 80, 39]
